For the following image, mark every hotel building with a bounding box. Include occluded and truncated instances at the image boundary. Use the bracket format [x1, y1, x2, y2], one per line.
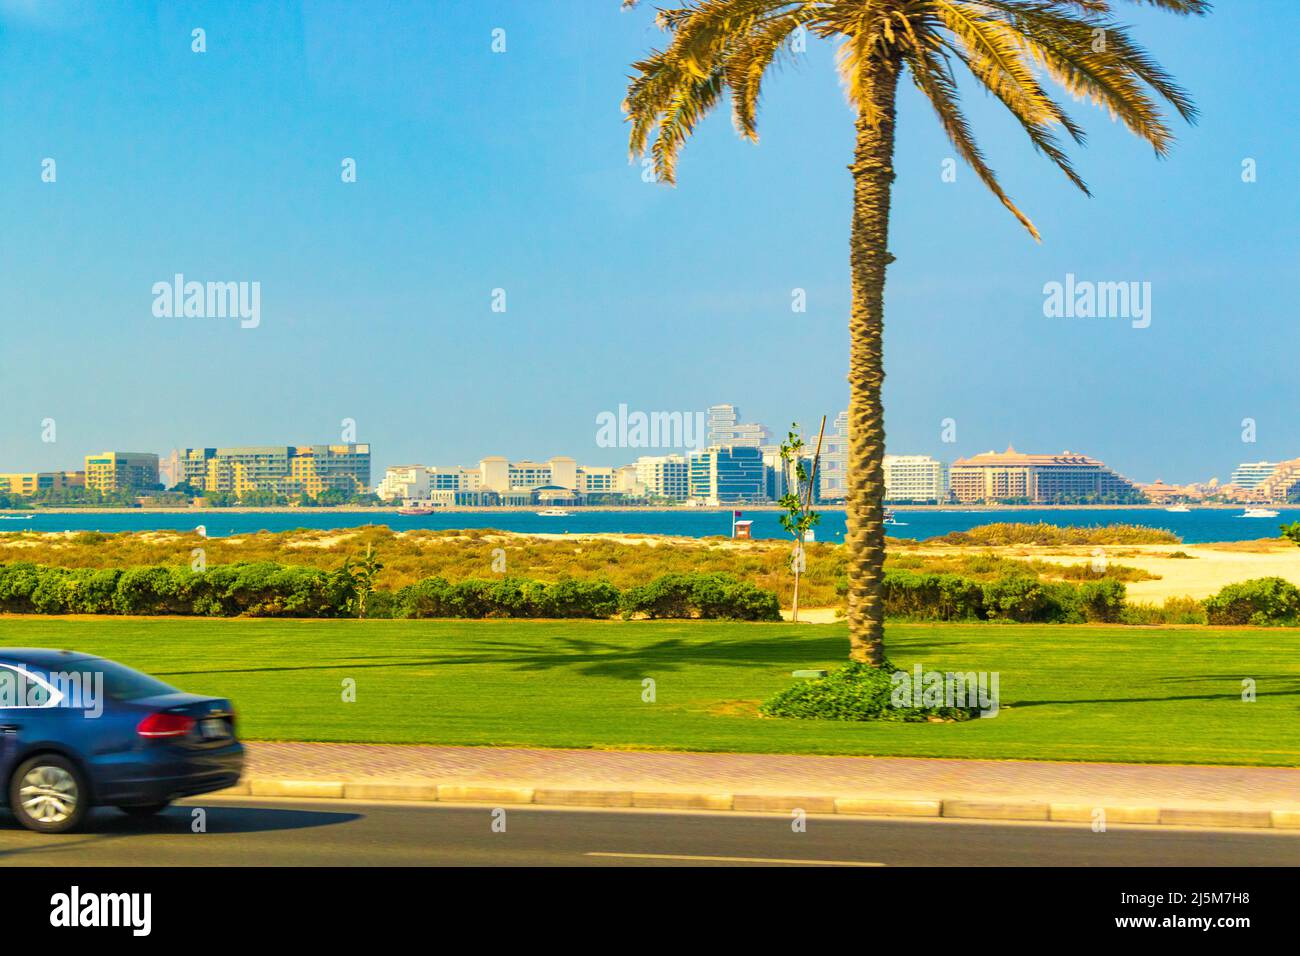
[0, 471, 86, 497]
[1249, 460, 1300, 502]
[948, 447, 1142, 504]
[1229, 461, 1279, 491]
[883, 455, 948, 503]
[378, 457, 639, 503]
[706, 404, 771, 449]
[688, 445, 768, 504]
[819, 410, 849, 501]
[634, 454, 689, 500]
[181, 444, 371, 498]
[84, 452, 160, 493]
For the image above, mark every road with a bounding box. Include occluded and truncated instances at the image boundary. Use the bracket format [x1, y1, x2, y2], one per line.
[0, 796, 1296, 866]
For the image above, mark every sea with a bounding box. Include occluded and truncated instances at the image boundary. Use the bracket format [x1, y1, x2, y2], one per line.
[1, 507, 1297, 543]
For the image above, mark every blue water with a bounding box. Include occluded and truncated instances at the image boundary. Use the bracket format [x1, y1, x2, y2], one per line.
[1, 507, 1297, 543]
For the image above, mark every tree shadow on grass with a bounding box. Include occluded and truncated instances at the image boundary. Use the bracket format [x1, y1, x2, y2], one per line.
[1012, 674, 1300, 708]
[155, 633, 860, 680]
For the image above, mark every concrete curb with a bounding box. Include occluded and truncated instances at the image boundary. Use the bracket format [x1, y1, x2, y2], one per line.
[214, 777, 1300, 831]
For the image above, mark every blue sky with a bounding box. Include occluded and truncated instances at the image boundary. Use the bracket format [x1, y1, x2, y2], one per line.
[0, 0, 1295, 484]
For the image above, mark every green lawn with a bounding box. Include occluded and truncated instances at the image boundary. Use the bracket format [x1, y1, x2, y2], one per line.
[2, 617, 1297, 766]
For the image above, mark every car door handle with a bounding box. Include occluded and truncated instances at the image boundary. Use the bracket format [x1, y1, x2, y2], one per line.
[0, 724, 20, 733]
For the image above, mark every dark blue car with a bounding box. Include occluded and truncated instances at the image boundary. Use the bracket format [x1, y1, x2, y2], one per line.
[0, 649, 243, 833]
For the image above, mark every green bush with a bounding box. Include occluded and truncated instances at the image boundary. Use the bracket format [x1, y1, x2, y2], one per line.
[981, 574, 1054, 622]
[760, 662, 978, 722]
[1203, 577, 1300, 626]
[1120, 595, 1207, 625]
[620, 573, 780, 621]
[882, 570, 984, 620]
[1078, 579, 1127, 623]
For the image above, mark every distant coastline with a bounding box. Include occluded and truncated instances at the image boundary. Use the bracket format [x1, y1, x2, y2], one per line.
[0, 502, 1280, 516]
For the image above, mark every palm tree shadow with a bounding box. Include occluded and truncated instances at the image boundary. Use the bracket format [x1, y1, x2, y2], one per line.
[159, 632, 856, 680]
[1013, 675, 1300, 708]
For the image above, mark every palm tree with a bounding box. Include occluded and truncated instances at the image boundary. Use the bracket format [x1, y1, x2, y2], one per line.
[623, 0, 1206, 665]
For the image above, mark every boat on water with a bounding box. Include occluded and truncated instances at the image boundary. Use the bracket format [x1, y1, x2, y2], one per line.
[1164, 503, 1192, 513]
[883, 509, 907, 527]
[0, 514, 35, 520]
[537, 509, 571, 517]
[397, 507, 435, 516]
[1240, 508, 1280, 518]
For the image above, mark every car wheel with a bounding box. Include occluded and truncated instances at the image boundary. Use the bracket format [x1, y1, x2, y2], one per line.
[9, 755, 89, 834]
[117, 802, 170, 817]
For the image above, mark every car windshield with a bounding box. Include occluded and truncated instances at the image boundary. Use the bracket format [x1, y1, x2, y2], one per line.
[65, 659, 179, 702]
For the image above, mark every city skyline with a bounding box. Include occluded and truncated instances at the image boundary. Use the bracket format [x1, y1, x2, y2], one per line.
[0, 3, 1296, 486]
[9, 415, 1300, 494]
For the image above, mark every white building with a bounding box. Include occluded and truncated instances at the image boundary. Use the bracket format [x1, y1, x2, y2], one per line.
[884, 454, 948, 502]
[819, 410, 849, 500]
[635, 454, 690, 500]
[476, 456, 578, 492]
[377, 465, 430, 501]
[1229, 461, 1278, 490]
[707, 404, 770, 449]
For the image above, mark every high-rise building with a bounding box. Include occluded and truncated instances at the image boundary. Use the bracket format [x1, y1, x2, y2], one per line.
[689, 445, 767, 503]
[1249, 460, 1300, 502]
[949, 447, 1141, 504]
[181, 445, 370, 498]
[635, 454, 690, 500]
[706, 404, 770, 449]
[158, 449, 182, 489]
[1229, 461, 1278, 490]
[84, 452, 160, 493]
[883, 455, 948, 502]
[819, 410, 849, 500]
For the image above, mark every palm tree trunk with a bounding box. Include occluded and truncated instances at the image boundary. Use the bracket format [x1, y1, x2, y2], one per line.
[845, 60, 901, 666]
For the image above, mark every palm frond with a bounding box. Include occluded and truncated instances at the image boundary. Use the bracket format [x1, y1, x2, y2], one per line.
[904, 42, 1043, 239]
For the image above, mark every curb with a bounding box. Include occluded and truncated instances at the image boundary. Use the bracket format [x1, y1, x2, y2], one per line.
[215, 778, 1300, 831]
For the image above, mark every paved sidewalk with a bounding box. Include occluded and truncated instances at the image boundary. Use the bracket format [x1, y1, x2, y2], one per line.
[234, 742, 1300, 828]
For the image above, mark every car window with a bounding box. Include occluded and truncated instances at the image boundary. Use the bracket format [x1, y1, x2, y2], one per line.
[0, 663, 62, 709]
[60, 659, 179, 702]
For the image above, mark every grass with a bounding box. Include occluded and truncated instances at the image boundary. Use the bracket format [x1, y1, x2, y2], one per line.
[1, 616, 1296, 766]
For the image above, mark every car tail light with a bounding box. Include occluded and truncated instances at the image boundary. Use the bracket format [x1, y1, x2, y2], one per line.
[137, 712, 196, 738]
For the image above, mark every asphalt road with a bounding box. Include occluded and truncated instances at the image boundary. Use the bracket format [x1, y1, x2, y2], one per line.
[0, 797, 1297, 866]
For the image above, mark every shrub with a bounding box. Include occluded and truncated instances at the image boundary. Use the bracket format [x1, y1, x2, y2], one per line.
[882, 570, 985, 621]
[396, 577, 453, 618]
[928, 522, 1179, 546]
[112, 566, 186, 615]
[981, 574, 1053, 622]
[0, 563, 41, 613]
[1203, 577, 1300, 626]
[761, 662, 977, 722]
[397, 575, 656, 619]
[620, 573, 780, 621]
[1077, 579, 1127, 623]
[1120, 595, 1206, 625]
